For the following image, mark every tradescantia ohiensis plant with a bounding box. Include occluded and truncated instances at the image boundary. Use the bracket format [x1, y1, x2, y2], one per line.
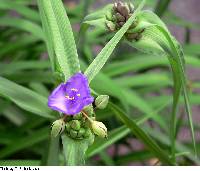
[36, 0, 196, 166]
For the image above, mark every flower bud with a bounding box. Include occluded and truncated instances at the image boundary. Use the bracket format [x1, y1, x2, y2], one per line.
[118, 4, 129, 17]
[77, 128, 86, 138]
[113, 2, 132, 18]
[73, 113, 82, 120]
[91, 121, 107, 138]
[51, 119, 65, 138]
[65, 122, 71, 132]
[106, 21, 116, 32]
[111, 1, 136, 33]
[70, 120, 81, 131]
[95, 95, 109, 109]
[84, 128, 92, 138]
[83, 104, 94, 116]
[70, 130, 78, 139]
[88, 135, 95, 145]
[116, 12, 125, 22]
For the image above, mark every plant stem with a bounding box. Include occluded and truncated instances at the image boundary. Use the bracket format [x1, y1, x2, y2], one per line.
[81, 110, 93, 122]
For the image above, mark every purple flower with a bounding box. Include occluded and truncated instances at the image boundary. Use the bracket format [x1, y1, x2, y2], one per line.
[48, 73, 94, 115]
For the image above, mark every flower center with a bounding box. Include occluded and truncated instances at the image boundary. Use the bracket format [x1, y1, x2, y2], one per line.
[65, 88, 81, 101]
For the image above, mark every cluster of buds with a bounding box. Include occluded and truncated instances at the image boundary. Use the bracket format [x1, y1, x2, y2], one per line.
[65, 113, 92, 140]
[51, 95, 109, 140]
[113, 1, 134, 29]
[106, 1, 144, 41]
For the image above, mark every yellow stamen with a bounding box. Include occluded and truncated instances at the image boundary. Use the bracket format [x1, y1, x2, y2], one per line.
[77, 94, 81, 97]
[71, 88, 78, 92]
[65, 95, 74, 100]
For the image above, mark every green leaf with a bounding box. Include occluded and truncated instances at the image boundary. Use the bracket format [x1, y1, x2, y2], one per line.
[80, 4, 113, 33]
[29, 82, 49, 97]
[0, 17, 44, 40]
[0, 127, 49, 159]
[37, 0, 80, 81]
[6, 71, 53, 84]
[84, 0, 146, 82]
[147, 25, 196, 158]
[114, 72, 171, 88]
[103, 53, 200, 77]
[0, 60, 50, 75]
[2, 106, 26, 126]
[37, 0, 56, 72]
[0, 77, 53, 119]
[0, 35, 40, 58]
[0, 0, 40, 22]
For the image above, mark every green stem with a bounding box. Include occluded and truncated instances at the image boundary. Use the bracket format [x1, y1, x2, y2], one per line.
[81, 110, 93, 123]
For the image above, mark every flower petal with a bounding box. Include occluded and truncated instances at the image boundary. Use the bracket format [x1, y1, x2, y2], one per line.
[48, 83, 68, 113]
[83, 97, 94, 106]
[65, 73, 91, 97]
[65, 100, 84, 115]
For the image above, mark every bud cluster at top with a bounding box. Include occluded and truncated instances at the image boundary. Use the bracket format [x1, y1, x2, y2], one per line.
[106, 1, 144, 41]
[113, 1, 134, 30]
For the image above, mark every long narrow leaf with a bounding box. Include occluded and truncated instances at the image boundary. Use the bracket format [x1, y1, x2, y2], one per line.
[38, 0, 80, 80]
[0, 77, 53, 119]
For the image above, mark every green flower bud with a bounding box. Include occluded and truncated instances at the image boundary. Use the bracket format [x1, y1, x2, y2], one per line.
[91, 121, 107, 138]
[126, 32, 139, 40]
[95, 95, 109, 109]
[51, 119, 65, 138]
[83, 104, 94, 116]
[77, 128, 86, 138]
[70, 120, 81, 131]
[70, 130, 78, 139]
[116, 12, 125, 22]
[65, 122, 71, 132]
[88, 135, 95, 145]
[72, 113, 82, 120]
[106, 21, 116, 32]
[84, 128, 92, 138]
